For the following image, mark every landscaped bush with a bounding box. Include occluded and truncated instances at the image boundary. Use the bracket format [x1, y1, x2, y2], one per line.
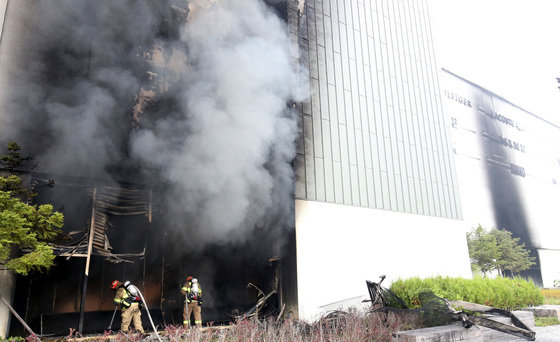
[390, 276, 544, 310]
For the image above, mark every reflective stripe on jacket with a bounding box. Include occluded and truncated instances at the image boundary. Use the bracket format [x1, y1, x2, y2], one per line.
[181, 281, 202, 303]
[114, 287, 135, 308]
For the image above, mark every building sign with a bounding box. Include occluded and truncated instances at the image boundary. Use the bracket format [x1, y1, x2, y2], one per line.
[481, 131, 526, 153]
[444, 90, 472, 107]
[477, 106, 523, 131]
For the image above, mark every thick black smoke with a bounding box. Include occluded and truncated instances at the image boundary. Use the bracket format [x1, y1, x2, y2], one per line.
[0, 0, 307, 249]
[0, 1, 163, 180]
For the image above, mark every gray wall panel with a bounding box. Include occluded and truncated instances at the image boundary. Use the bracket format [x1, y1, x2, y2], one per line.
[328, 84, 341, 161]
[303, 114, 316, 200]
[315, 0, 325, 47]
[294, 0, 462, 220]
[325, 30, 336, 86]
[307, 6, 319, 79]
[294, 153, 307, 199]
[330, 1, 341, 53]
[323, 0, 331, 16]
[314, 157, 326, 201]
[333, 53, 346, 125]
[311, 78, 324, 157]
[344, 2, 355, 61]
[350, 164, 360, 205]
[338, 126, 352, 203]
[317, 45, 330, 120]
[321, 118, 335, 202]
[333, 160, 344, 204]
[336, 0, 345, 24]
[360, 95, 373, 170]
[365, 167, 375, 208]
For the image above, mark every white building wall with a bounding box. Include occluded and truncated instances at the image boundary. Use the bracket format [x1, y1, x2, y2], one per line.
[441, 70, 560, 287]
[441, 75, 497, 229]
[539, 250, 560, 289]
[0, 1, 6, 38]
[0, 270, 14, 338]
[0, 1, 15, 338]
[295, 199, 472, 321]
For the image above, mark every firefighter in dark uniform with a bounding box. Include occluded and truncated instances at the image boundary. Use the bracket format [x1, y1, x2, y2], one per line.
[181, 276, 203, 327]
[111, 280, 144, 333]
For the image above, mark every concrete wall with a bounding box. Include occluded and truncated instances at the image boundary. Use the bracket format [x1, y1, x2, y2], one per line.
[0, 269, 14, 338]
[0, 1, 7, 39]
[1, 0, 14, 338]
[295, 199, 472, 321]
[538, 249, 560, 288]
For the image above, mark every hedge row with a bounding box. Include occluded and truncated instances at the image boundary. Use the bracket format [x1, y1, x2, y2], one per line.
[389, 276, 544, 310]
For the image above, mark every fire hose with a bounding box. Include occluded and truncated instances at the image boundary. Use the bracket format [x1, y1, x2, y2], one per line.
[185, 294, 189, 328]
[136, 288, 163, 342]
[110, 286, 163, 342]
[107, 306, 118, 330]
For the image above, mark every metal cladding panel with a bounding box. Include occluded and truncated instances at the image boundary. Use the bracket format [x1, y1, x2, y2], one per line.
[294, 0, 461, 219]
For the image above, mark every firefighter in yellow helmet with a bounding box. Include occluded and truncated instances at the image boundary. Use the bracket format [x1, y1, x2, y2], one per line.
[111, 280, 144, 333]
[181, 276, 203, 327]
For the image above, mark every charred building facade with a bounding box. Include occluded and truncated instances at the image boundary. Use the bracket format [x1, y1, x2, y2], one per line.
[2, 0, 556, 337]
[0, 0, 300, 336]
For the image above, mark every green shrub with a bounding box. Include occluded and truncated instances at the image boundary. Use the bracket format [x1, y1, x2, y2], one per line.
[1, 337, 25, 342]
[390, 276, 544, 310]
[535, 317, 560, 327]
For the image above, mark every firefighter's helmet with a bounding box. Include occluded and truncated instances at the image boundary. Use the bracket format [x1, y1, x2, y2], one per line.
[110, 280, 120, 290]
[186, 276, 193, 282]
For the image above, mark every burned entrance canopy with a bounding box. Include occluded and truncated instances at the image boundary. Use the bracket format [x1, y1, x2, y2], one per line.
[3, 0, 300, 336]
[49, 182, 152, 263]
[9, 173, 154, 336]
[8, 173, 293, 336]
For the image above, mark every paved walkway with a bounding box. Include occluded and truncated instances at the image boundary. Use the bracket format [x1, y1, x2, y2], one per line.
[489, 305, 560, 341]
[491, 325, 560, 342]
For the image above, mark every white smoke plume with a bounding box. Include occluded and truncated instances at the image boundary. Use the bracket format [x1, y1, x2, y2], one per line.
[131, 0, 307, 247]
[0, 0, 307, 250]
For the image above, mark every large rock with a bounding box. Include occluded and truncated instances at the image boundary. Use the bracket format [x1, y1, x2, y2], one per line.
[392, 323, 482, 342]
[392, 310, 536, 342]
[523, 305, 560, 320]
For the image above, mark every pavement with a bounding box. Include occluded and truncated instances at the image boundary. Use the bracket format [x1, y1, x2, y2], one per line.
[393, 306, 560, 342]
[485, 304, 560, 342]
[492, 325, 560, 342]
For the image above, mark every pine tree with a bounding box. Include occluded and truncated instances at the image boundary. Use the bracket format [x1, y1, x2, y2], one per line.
[0, 189, 63, 275]
[0, 141, 32, 173]
[0, 143, 64, 275]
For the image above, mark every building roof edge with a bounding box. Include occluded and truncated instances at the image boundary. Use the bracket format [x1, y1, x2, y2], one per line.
[441, 68, 560, 130]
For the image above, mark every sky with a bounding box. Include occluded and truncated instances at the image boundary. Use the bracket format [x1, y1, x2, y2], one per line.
[430, 0, 560, 126]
